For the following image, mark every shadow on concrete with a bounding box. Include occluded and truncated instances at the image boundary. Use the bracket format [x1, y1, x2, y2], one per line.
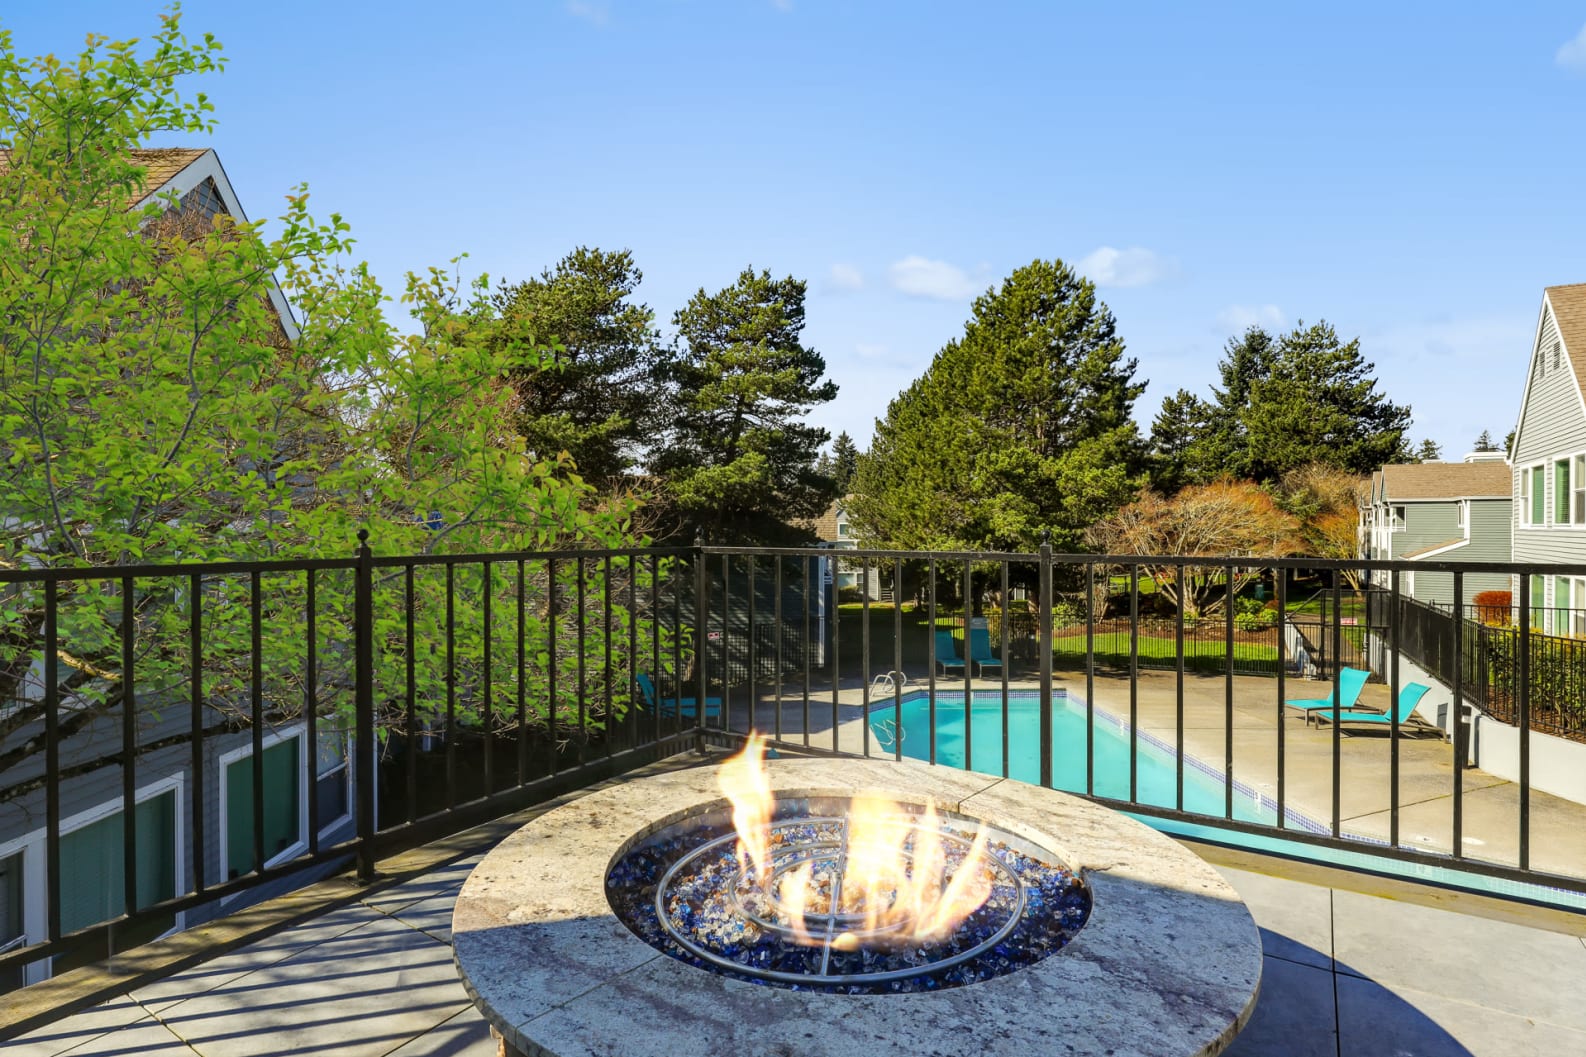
[1226, 940, 1477, 1057]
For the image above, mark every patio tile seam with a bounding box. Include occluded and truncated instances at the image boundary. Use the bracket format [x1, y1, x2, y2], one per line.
[356, 894, 459, 945]
[369, 1001, 475, 1057]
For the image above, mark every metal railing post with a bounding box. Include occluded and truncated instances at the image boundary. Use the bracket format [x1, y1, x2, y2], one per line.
[354, 529, 377, 883]
[1038, 531, 1054, 789]
[694, 531, 709, 751]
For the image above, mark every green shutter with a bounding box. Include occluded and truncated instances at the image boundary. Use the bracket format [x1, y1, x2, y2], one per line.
[1531, 576, 1546, 630]
[226, 736, 302, 879]
[1556, 461, 1571, 524]
[1532, 466, 1545, 525]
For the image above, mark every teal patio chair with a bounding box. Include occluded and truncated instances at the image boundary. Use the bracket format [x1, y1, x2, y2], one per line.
[968, 627, 1004, 678]
[1284, 666, 1369, 718]
[1309, 682, 1437, 733]
[635, 672, 724, 720]
[934, 630, 967, 677]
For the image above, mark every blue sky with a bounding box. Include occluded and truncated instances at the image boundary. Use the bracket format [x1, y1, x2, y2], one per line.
[8, 3, 1586, 459]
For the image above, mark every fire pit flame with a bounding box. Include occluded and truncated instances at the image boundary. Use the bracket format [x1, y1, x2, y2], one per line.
[719, 736, 994, 948]
[717, 731, 776, 892]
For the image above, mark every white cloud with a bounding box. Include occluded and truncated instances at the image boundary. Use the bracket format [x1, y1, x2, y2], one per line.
[1076, 246, 1174, 288]
[827, 262, 864, 292]
[1557, 22, 1586, 73]
[1216, 304, 1286, 333]
[566, 1, 609, 26]
[888, 255, 983, 301]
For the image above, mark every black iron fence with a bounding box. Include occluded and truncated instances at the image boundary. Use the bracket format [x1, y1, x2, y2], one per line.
[1369, 591, 1586, 742]
[5, 541, 1586, 1029]
[0, 538, 706, 996]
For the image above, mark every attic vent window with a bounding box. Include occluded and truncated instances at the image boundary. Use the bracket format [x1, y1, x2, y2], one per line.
[1556, 341, 1564, 370]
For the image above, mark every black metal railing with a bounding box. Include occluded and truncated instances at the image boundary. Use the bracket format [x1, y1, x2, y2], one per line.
[5, 540, 1586, 1026]
[0, 538, 707, 996]
[1372, 592, 1586, 742]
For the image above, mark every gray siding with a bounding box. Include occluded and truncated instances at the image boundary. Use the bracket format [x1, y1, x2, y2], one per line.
[1512, 305, 1586, 569]
[1406, 498, 1513, 607]
[1511, 304, 1586, 617]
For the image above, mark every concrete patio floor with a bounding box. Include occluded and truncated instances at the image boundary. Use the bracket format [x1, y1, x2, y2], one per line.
[9, 759, 1586, 1057]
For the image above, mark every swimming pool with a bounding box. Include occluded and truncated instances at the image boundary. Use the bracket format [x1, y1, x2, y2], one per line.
[866, 688, 1304, 828]
[866, 688, 1586, 911]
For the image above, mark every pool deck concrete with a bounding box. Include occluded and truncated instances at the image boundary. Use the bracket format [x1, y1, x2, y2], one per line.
[9, 751, 1586, 1057]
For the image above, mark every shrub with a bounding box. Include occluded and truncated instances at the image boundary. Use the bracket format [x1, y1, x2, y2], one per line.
[1473, 590, 1512, 626]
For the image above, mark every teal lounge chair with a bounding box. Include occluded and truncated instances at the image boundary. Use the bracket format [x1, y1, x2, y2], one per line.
[934, 630, 967, 677]
[968, 627, 1003, 678]
[1309, 682, 1437, 733]
[635, 673, 723, 720]
[1284, 666, 1369, 718]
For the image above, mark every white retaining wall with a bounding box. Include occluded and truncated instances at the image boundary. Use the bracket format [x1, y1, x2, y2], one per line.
[1364, 633, 1586, 809]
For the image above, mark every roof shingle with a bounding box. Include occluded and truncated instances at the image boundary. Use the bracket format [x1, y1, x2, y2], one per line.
[1545, 283, 1586, 406]
[0, 147, 210, 208]
[1379, 461, 1511, 500]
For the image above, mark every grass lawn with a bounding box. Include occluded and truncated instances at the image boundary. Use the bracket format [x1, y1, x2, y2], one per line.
[1052, 631, 1282, 675]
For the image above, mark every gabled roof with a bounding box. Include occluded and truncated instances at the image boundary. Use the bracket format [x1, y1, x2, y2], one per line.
[1546, 283, 1586, 405]
[0, 147, 209, 207]
[1, 147, 297, 340]
[1379, 462, 1511, 500]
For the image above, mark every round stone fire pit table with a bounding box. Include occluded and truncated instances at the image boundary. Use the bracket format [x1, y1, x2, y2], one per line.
[452, 757, 1262, 1057]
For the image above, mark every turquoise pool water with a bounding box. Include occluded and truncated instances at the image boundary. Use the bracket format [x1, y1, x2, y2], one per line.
[867, 689, 1290, 827]
[866, 689, 1586, 912]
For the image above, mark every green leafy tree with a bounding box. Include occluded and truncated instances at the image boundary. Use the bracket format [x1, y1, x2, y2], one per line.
[1167, 322, 1413, 484]
[652, 267, 838, 543]
[1240, 322, 1414, 480]
[490, 247, 668, 491]
[851, 259, 1145, 553]
[1415, 438, 1443, 462]
[830, 431, 860, 493]
[0, 14, 650, 809]
[1147, 388, 1215, 493]
[1473, 430, 1499, 453]
[1201, 327, 1280, 479]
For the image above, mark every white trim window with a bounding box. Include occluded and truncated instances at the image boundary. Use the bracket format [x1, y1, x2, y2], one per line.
[1456, 500, 1468, 532]
[1574, 454, 1586, 526]
[0, 777, 185, 986]
[1521, 464, 1545, 526]
[219, 728, 309, 881]
[314, 730, 353, 837]
[1555, 457, 1575, 526]
[1572, 577, 1586, 638]
[1391, 504, 1407, 531]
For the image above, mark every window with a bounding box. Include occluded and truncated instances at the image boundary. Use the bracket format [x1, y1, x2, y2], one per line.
[315, 731, 351, 834]
[1530, 576, 1546, 630]
[1522, 465, 1545, 526]
[1575, 455, 1586, 525]
[1573, 578, 1586, 638]
[0, 851, 23, 992]
[1456, 500, 1467, 530]
[1555, 577, 1573, 636]
[58, 792, 178, 935]
[1392, 505, 1406, 530]
[1556, 458, 1573, 525]
[224, 734, 304, 880]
